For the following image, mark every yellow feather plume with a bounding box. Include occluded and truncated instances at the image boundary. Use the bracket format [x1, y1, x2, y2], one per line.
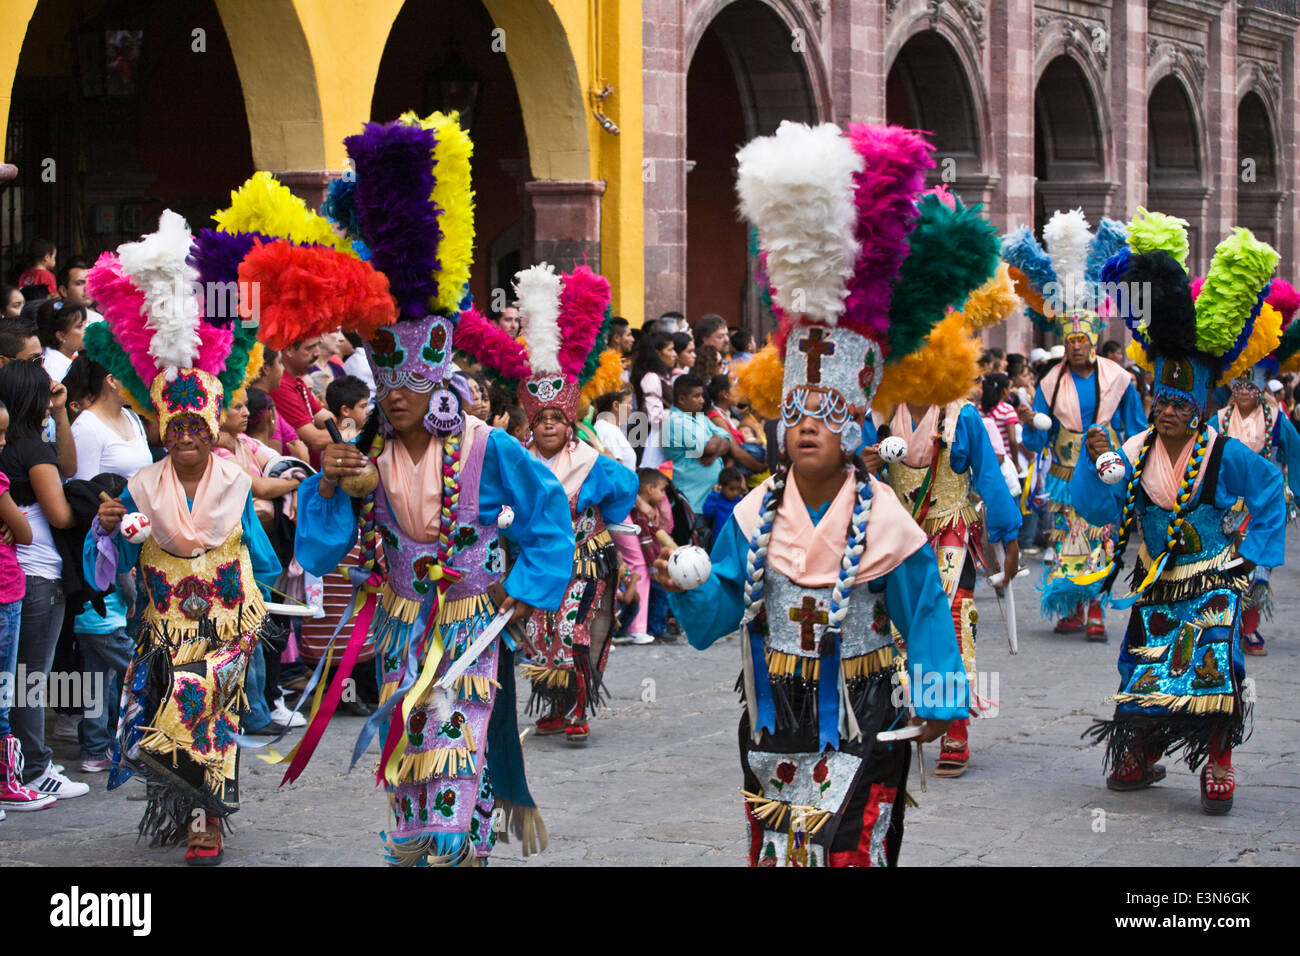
[214, 171, 351, 253]
[734, 343, 784, 421]
[399, 111, 475, 314]
[580, 349, 626, 405]
[961, 263, 1020, 330]
[242, 342, 266, 391]
[1127, 338, 1153, 373]
[1217, 301, 1282, 386]
[874, 309, 981, 411]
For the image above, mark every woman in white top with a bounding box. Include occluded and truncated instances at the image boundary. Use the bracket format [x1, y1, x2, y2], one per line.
[631, 333, 676, 469]
[67, 359, 153, 482]
[591, 388, 637, 471]
[36, 301, 86, 384]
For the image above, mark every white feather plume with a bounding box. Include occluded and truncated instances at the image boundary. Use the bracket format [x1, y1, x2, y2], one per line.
[736, 121, 863, 324]
[1042, 208, 1093, 313]
[116, 209, 202, 380]
[514, 263, 563, 374]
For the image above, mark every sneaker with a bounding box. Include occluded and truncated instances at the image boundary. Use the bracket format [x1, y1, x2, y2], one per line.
[26, 764, 90, 799]
[80, 753, 112, 773]
[270, 703, 306, 729]
[0, 807, 5, 821]
[1023, 546, 1042, 557]
[630, 633, 655, 645]
[610, 634, 635, 646]
[52, 714, 80, 742]
[0, 775, 57, 811]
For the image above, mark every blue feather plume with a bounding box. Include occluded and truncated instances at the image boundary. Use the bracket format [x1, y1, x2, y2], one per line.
[1001, 226, 1057, 295]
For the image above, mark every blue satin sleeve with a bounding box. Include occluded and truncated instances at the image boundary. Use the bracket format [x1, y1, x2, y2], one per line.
[576, 454, 640, 525]
[1272, 413, 1300, 501]
[1217, 437, 1287, 569]
[1020, 387, 1052, 455]
[479, 428, 574, 612]
[241, 493, 282, 598]
[293, 474, 360, 578]
[1067, 430, 1128, 527]
[83, 488, 141, 585]
[887, 546, 970, 721]
[668, 512, 747, 650]
[949, 404, 1021, 542]
[1114, 382, 1148, 442]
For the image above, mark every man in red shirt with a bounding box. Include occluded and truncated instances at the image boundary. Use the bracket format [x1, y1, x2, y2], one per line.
[270, 338, 337, 468]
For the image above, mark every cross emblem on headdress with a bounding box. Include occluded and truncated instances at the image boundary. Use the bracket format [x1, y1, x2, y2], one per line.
[798, 328, 835, 384]
[788, 595, 828, 652]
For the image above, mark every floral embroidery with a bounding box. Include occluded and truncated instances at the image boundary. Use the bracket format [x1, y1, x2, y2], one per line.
[408, 710, 428, 748]
[174, 680, 206, 727]
[871, 600, 889, 635]
[162, 373, 208, 412]
[433, 787, 457, 818]
[418, 784, 429, 823]
[190, 718, 211, 754]
[144, 567, 172, 612]
[453, 526, 479, 552]
[214, 560, 243, 608]
[400, 794, 414, 823]
[813, 756, 831, 796]
[769, 760, 797, 792]
[422, 323, 448, 364]
[212, 715, 236, 750]
[439, 711, 466, 740]
[412, 554, 440, 594]
[370, 329, 404, 369]
[172, 576, 211, 608]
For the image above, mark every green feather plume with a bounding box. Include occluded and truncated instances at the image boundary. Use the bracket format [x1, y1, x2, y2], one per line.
[1126, 207, 1190, 271]
[219, 319, 259, 406]
[577, 304, 614, 389]
[1277, 319, 1300, 371]
[1194, 228, 1279, 356]
[84, 321, 152, 414]
[886, 195, 999, 363]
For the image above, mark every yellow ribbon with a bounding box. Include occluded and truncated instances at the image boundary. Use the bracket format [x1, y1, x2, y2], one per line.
[382, 590, 450, 784]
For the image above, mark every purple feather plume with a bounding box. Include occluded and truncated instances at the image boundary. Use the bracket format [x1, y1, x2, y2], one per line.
[345, 120, 442, 318]
[189, 229, 268, 327]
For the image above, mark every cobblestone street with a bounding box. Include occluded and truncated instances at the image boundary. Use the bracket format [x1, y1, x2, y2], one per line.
[3, 528, 1299, 867]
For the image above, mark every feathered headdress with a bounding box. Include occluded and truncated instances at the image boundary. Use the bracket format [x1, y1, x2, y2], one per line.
[456, 263, 614, 424]
[85, 210, 252, 440]
[1002, 209, 1129, 343]
[1105, 212, 1278, 409]
[737, 123, 999, 452]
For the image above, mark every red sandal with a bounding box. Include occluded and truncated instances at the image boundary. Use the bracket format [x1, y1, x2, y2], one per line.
[1200, 764, 1235, 815]
[185, 823, 224, 866]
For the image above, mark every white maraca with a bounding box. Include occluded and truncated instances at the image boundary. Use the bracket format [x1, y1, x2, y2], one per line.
[667, 545, 712, 591]
[496, 505, 514, 529]
[878, 436, 908, 463]
[120, 512, 152, 543]
[1032, 412, 1053, 432]
[1096, 451, 1126, 485]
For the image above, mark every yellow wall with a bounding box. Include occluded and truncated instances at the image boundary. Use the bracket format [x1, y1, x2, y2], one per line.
[1, 0, 644, 324]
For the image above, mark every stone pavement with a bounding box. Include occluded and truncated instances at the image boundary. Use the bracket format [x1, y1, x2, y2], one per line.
[3, 528, 1298, 867]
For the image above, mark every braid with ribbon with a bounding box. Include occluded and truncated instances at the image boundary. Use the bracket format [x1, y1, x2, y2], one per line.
[1097, 428, 1158, 591]
[1156, 423, 1210, 557]
[741, 468, 785, 625]
[825, 476, 872, 636]
[438, 432, 462, 568]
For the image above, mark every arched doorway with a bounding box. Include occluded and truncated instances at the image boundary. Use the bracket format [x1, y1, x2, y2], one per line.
[685, 0, 819, 340]
[886, 31, 984, 196]
[4, 0, 251, 283]
[1033, 55, 1110, 234]
[1237, 90, 1280, 248]
[1147, 74, 1206, 270]
[371, 0, 529, 311]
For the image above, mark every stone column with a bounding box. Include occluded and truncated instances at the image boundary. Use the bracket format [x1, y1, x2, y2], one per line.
[986, 0, 1036, 353]
[0, 163, 16, 186]
[642, 0, 687, 326]
[1206, 2, 1239, 250]
[526, 180, 606, 273]
[829, 0, 882, 124]
[272, 170, 338, 211]
[1281, 25, 1300, 276]
[1110, 0, 1148, 219]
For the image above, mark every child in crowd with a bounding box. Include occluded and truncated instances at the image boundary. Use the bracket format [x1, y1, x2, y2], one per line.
[627, 467, 672, 645]
[0, 398, 45, 815]
[324, 375, 371, 441]
[701, 467, 746, 541]
[506, 404, 528, 443]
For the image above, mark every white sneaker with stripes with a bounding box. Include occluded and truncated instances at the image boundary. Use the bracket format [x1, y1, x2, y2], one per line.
[27, 764, 90, 799]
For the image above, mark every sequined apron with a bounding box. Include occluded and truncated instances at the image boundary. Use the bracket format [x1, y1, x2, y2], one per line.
[115, 527, 265, 843]
[1093, 440, 1252, 769]
[370, 424, 515, 863]
[741, 567, 908, 867]
[1040, 423, 1118, 618]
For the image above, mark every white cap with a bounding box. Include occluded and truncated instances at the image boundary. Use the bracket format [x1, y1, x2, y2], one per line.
[1029, 347, 1050, 363]
[1048, 345, 1065, 360]
[1268, 378, 1284, 394]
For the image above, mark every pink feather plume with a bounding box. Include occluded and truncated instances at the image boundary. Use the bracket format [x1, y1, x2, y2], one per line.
[85, 252, 159, 387]
[838, 124, 935, 343]
[454, 305, 532, 381]
[1190, 276, 1205, 300]
[1267, 278, 1300, 327]
[557, 265, 612, 381]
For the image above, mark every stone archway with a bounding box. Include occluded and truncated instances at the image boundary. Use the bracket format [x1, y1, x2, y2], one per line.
[1147, 73, 1207, 271]
[886, 29, 991, 205]
[1237, 89, 1281, 248]
[685, 0, 821, 340]
[3, 0, 252, 280]
[1033, 54, 1113, 233]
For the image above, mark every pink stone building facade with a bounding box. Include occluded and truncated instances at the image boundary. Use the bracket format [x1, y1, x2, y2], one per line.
[644, 0, 1300, 351]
